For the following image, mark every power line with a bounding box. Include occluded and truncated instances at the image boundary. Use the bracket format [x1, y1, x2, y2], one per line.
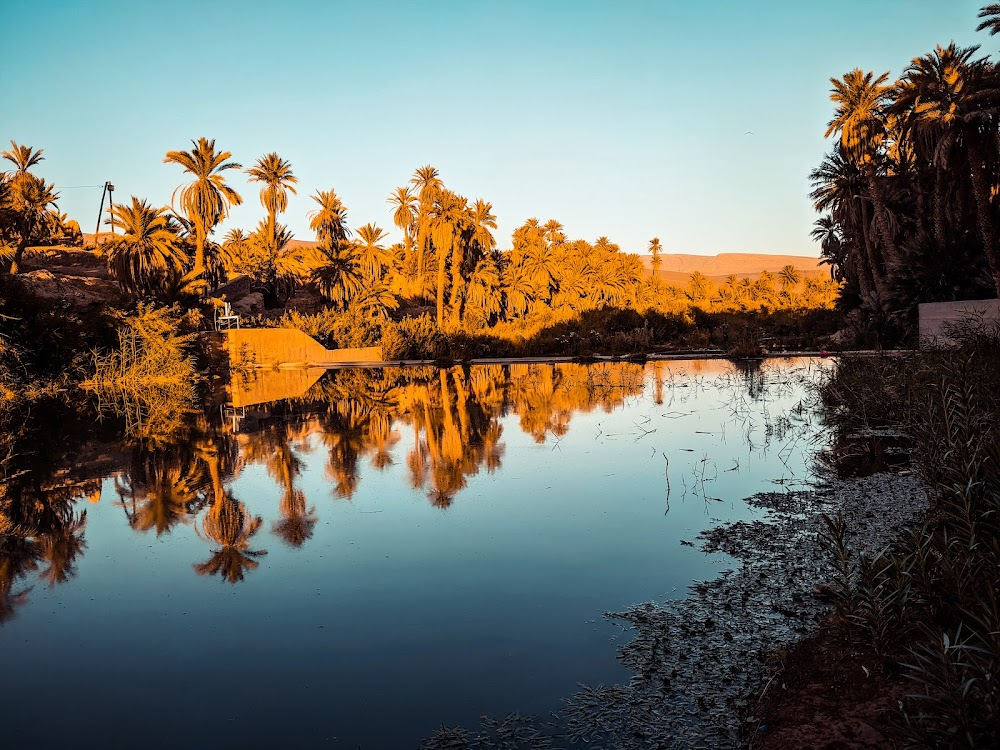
[54, 184, 105, 189]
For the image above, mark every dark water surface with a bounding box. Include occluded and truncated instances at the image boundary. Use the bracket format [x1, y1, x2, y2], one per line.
[0, 359, 829, 749]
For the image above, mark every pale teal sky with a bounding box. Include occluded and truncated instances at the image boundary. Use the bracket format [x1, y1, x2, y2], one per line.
[0, 0, 993, 255]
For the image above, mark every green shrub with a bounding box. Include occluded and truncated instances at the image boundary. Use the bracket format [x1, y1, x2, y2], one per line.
[381, 314, 449, 360]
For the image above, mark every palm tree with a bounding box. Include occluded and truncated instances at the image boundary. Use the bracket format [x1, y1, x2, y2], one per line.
[470, 200, 497, 258]
[246, 152, 298, 229]
[312, 241, 364, 310]
[248, 219, 302, 305]
[430, 190, 467, 328]
[891, 44, 1000, 296]
[104, 197, 187, 298]
[454, 199, 497, 324]
[778, 264, 801, 292]
[194, 495, 266, 584]
[687, 271, 712, 302]
[353, 279, 399, 319]
[542, 219, 565, 248]
[354, 222, 392, 280]
[466, 254, 504, 325]
[163, 138, 243, 291]
[1, 141, 44, 181]
[308, 189, 351, 244]
[826, 69, 898, 273]
[810, 144, 879, 297]
[977, 4, 1000, 35]
[410, 166, 443, 284]
[594, 236, 619, 254]
[3, 173, 59, 274]
[648, 237, 663, 276]
[388, 186, 417, 270]
[502, 258, 535, 318]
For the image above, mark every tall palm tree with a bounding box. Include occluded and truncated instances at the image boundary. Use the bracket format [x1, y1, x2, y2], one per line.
[308, 189, 351, 244]
[892, 43, 1000, 296]
[454, 199, 498, 324]
[810, 144, 879, 297]
[246, 152, 298, 229]
[410, 166, 443, 284]
[648, 237, 663, 276]
[104, 197, 187, 298]
[425, 190, 468, 328]
[470, 200, 497, 257]
[388, 185, 417, 270]
[163, 138, 243, 291]
[826, 69, 898, 273]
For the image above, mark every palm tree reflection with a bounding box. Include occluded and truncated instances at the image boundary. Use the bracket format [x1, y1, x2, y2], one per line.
[194, 493, 267, 584]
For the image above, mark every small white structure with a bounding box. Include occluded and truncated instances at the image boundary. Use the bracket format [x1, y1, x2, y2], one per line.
[214, 302, 241, 331]
[918, 299, 1000, 346]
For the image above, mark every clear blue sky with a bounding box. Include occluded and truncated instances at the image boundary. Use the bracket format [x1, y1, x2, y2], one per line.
[0, 0, 992, 256]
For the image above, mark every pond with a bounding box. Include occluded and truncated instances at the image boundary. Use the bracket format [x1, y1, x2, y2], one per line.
[0, 358, 830, 749]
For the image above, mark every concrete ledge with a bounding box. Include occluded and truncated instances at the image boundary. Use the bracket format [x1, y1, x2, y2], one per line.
[223, 328, 382, 367]
[918, 299, 1000, 346]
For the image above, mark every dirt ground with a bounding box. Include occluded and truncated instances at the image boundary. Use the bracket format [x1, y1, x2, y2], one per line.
[747, 622, 906, 749]
[16, 247, 123, 310]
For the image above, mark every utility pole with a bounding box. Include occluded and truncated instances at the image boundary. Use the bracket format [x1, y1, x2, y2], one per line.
[94, 181, 115, 245]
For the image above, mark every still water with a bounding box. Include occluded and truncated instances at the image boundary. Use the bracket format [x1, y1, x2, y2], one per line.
[0, 358, 829, 749]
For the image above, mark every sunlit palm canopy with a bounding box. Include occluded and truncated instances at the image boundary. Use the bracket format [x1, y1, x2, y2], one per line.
[308, 189, 351, 244]
[246, 152, 298, 218]
[825, 68, 893, 164]
[163, 138, 243, 230]
[105, 197, 187, 298]
[1, 141, 43, 175]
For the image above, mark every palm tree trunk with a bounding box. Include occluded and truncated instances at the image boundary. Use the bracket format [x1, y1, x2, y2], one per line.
[193, 220, 206, 279]
[933, 169, 947, 251]
[967, 138, 1000, 297]
[436, 248, 447, 329]
[867, 171, 897, 277]
[857, 199, 885, 299]
[449, 242, 465, 326]
[8, 237, 29, 274]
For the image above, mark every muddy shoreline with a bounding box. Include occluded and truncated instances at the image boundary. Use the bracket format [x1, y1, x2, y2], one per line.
[421, 470, 929, 749]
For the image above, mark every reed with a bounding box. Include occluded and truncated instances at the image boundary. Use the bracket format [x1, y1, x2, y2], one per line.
[819, 327, 1000, 745]
[82, 303, 200, 443]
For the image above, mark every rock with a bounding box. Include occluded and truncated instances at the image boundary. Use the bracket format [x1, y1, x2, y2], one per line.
[812, 582, 836, 600]
[231, 292, 264, 316]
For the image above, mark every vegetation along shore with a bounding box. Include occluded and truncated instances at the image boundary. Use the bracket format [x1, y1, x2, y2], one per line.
[3, 3, 1000, 749]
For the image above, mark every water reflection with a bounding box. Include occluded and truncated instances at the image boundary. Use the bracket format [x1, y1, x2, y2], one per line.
[1, 358, 834, 748]
[2, 358, 824, 602]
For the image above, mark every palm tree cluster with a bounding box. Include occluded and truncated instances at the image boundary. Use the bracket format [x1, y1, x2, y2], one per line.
[0, 360, 649, 611]
[5, 136, 841, 331]
[811, 7, 1000, 323]
[0, 142, 80, 274]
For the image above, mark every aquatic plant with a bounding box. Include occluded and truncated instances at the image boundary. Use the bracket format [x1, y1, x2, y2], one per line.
[819, 325, 1000, 744]
[82, 303, 201, 443]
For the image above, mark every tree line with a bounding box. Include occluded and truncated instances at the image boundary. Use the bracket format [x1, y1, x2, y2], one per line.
[812, 4, 1000, 323]
[1, 138, 838, 336]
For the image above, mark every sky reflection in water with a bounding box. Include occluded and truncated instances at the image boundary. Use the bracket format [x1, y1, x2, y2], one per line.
[0, 358, 830, 749]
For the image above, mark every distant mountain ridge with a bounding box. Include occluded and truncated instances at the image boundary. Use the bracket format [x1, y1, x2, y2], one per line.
[642, 253, 823, 275]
